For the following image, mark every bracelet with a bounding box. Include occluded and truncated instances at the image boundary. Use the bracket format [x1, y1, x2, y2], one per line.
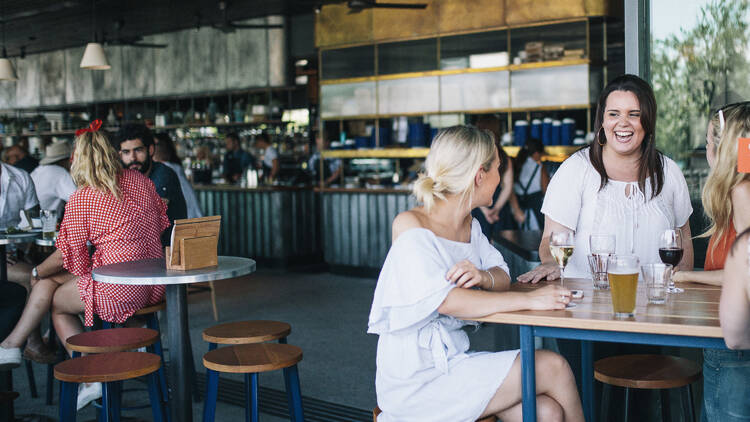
[485, 270, 495, 290]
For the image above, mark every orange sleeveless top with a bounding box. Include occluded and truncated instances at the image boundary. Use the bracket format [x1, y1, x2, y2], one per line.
[705, 224, 737, 271]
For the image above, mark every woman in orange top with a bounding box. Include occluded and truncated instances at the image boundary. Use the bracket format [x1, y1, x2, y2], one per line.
[673, 102, 750, 284]
[673, 102, 750, 422]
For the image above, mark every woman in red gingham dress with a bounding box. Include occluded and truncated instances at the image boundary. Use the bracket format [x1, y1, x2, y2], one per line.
[0, 124, 168, 367]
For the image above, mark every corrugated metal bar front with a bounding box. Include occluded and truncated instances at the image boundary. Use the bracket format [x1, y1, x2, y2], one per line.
[321, 190, 416, 269]
[194, 187, 321, 264]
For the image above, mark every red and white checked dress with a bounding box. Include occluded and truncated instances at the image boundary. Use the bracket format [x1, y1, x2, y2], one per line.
[56, 169, 170, 326]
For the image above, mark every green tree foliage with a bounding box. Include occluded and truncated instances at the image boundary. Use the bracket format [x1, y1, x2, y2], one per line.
[651, 0, 750, 160]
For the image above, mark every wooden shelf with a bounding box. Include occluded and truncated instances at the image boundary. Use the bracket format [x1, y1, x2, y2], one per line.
[320, 104, 592, 121]
[19, 120, 289, 137]
[322, 145, 581, 160]
[320, 58, 591, 86]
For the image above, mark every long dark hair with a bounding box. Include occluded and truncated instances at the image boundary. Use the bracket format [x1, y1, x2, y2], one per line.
[475, 114, 508, 175]
[590, 74, 664, 199]
[514, 137, 544, 179]
[153, 132, 181, 164]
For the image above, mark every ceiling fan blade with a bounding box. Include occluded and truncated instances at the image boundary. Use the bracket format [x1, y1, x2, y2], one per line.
[371, 3, 427, 8]
[129, 43, 168, 49]
[231, 23, 284, 29]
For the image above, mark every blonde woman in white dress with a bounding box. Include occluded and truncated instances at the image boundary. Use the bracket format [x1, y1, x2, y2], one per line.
[368, 126, 584, 422]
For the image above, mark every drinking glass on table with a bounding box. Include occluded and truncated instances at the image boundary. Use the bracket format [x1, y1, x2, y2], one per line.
[40, 209, 57, 240]
[549, 230, 576, 308]
[588, 234, 616, 290]
[607, 255, 639, 318]
[641, 263, 671, 305]
[659, 229, 684, 293]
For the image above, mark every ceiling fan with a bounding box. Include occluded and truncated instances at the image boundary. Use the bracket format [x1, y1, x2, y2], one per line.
[104, 20, 168, 49]
[211, 1, 283, 33]
[347, 0, 427, 12]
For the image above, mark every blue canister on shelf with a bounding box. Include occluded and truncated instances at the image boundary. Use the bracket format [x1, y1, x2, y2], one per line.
[378, 126, 392, 147]
[407, 122, 427, 147]
[513, 120, 529, 146]
[551, 120, 562, 145]
[541, 118, 553, 145]
[561, 118, 576, 145]
[530, 119, 542, 139]
[355, 136, 370, 149]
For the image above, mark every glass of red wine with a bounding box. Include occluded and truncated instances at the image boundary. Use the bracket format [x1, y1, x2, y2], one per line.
[659, 229, 684, 293]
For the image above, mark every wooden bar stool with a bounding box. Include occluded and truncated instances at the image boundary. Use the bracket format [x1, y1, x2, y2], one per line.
[102, 301, 170, 404]
[202, 343, 304, 422]
[66, 327, 169, 418]
[202, 321, 291, 415]
[54, 351, 165, 422]
[595, 354, 701, 422]
[373, 406, 497, 421]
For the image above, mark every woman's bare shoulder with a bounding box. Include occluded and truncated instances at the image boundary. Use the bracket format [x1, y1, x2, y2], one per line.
[392, 209, 427, 241]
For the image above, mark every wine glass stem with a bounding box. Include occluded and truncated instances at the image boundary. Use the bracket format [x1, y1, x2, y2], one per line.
[560, 265, 565, 286]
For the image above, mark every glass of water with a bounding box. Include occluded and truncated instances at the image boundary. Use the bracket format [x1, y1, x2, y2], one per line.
[40, 209, 57, 240]
[641, 263, 671, 305]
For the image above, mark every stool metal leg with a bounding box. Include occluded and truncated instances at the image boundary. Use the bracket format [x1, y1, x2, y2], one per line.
[284, 365, 305, 422]
[147, 313, 170, 406]
[46, 362, 56, 405]
[682, 384, 695, 422]
[661, 389, 672, 422]
[148, 372, 166, 422]
[25, 360, 38, 398]
[624, 387, 631, 422]
[600, 383, 611, 422]
[59, 381, 78, 422]
[109, 381, 122, 422]
[203, 369, 219, 422]
[202, 343, 218, 420]
[101, 382, 112, 422]
[246, 373, 258, 422]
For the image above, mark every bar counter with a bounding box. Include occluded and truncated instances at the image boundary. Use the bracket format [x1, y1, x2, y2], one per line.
[193, 185, 321, 266]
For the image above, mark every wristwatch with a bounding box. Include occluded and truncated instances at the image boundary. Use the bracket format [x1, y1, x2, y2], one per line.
[32, 267, 39, 281]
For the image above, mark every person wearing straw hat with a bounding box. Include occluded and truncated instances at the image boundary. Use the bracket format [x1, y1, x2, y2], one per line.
[30, 141, 77, 217]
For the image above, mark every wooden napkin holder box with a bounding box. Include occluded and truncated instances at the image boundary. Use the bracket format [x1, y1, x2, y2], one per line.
[165, 216, 221, 271]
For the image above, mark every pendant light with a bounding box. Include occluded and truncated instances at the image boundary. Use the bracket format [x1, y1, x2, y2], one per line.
[80, 0, 110, 70]
[0, 0, 17, 81]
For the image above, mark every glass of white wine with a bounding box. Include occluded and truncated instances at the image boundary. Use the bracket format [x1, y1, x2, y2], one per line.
[549, 230, 576, 308]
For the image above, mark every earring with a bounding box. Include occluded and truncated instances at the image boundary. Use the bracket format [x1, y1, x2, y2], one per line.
[597, 128, 606, 146]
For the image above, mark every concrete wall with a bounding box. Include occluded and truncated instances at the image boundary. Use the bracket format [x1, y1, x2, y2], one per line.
[0, 16, 288, 110]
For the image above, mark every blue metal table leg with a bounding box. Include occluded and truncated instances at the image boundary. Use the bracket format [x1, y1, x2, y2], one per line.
[520, 325, 536, 422]
[581, 340, 594, 422]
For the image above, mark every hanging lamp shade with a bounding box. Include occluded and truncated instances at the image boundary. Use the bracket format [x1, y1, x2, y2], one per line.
[80, 42, 110, 70]
[0, 56, 17, 81]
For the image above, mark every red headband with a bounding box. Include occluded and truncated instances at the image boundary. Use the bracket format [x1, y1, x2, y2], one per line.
[75, 119, 103, 137]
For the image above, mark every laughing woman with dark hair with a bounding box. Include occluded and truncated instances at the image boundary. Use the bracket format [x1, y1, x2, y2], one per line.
[519, 74, 694, 283]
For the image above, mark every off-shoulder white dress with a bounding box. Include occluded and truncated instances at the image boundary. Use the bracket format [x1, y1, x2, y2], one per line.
[368, 219, 520, 422]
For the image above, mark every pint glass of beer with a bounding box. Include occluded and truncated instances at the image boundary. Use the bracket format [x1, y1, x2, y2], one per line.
[606, 255, 640, 318]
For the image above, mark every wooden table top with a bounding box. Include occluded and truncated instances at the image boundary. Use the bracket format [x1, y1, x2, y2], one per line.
[473, 278, 723, 338]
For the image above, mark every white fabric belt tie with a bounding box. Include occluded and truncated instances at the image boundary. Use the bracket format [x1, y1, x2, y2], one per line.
[418, 320, 452, 374]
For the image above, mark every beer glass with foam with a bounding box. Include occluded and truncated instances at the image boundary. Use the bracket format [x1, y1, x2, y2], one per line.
[607, 255, 639, 318]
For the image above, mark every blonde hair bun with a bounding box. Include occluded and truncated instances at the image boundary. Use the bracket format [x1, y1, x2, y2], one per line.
[412, 125, 496, 212]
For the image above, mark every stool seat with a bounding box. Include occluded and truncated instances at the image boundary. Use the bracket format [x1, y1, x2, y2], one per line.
[203, 343, 302, 374]
[373, 406, 496, 422]
[202, 320, 291, 344]
[595, 354, 701, 389]
[66, 328, 159, 354]
[134, 301, 166, 316]
[54, 352, 161, 384]
[0, 391, 19, 403]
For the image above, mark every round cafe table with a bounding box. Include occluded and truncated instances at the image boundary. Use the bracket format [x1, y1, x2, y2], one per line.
[0, 231, 41, 283]
[92, 256, 256, 422]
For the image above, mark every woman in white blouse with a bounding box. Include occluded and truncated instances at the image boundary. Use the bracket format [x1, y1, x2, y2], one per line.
[519, 75, 694, 283]
[368, 126, 583, 422]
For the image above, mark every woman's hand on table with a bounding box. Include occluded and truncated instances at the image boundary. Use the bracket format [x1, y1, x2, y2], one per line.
[517, 263, 560, 284]
[671, 270, 691, 283]
[446, 260, 486, 289]
[526, 284, 571, 310]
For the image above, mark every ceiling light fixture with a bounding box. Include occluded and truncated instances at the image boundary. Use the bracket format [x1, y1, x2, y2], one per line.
[80, 0, 110, 70]
[0, 0, 18, 81]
